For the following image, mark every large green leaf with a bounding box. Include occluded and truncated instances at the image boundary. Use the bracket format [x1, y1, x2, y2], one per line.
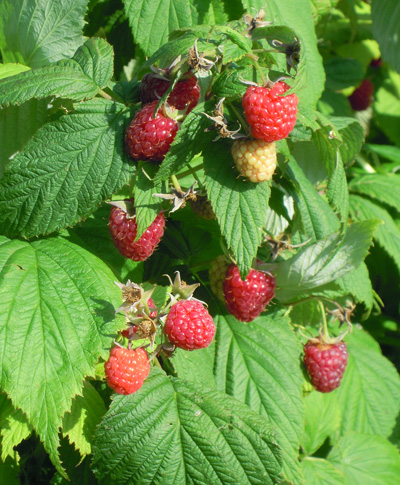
[274, 220, 379, 303]
[302, 458, 344, 485]
[328, 433, 400, 485]
[123, 0, 202, 56]
[92, 368, 283, 484]
[336, 262, 374, 312]
[0, 39, 114, 109]
[336, 328, 400, 438]
[0, 0, 88, 68]
[349, 173, 400, 212]
[213, 311, 304, 485]
[284, 155, 339, 240]
[0, 236, 124, 475]
[62, 381, 106, 456]
[350, 195, 400, 272]
[0, 99, 49, 176]
[372, 0, 400, 73]
[374, 69, 400, 147]
[0, 99, 135, 238]
[0, 393, 31, 461]
[204, 139, 270, 277]
[301, 391, 341, 456]
[169, 345, 216, 388]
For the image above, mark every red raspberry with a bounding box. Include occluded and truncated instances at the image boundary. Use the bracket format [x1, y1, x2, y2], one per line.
[242, 82, 298, 142]
[125, 101, 178, 161]
[348, 79, 374, 111]
[209, 255, 229, 302]
[105, 346, 150, 395]
[164, 300, 215, 351]
[109, 201, 165, 261]
[189, 195, 216, 220]
[121, 298, 157, 338]
[140, 73, 200, 113]
[231, 139, 277, 183]
[303, 340, 348, 393]
[223, 264, 276, 322]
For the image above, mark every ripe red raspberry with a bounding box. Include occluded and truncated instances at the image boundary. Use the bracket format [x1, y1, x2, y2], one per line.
[109, 201, 165, 261]
[242, 82, 298, 142]
[209, 255, 229, 302]
[303, 340, 348, 393]
[125, 101, 178, 161]
[348, 79, 374, 111]
[164, 300, 215, 351]
[105, 346, 150, 395]
[223, 264, 276, 322]
[189, 195, 216, 220]
[140, 73, 200, 113]
[231, 139, 277, 183]
[121, 298, 157, 338]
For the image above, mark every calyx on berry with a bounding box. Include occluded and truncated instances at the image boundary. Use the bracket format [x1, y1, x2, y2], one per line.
[164, 271, 201, 302]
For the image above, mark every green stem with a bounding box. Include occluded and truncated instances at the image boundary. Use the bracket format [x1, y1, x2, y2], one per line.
[246, 52, 267, 85]
[98, 89, 114, 101]
[186, 164, 204, 190]
[318, 300, 330, 342]
[176, 163, 204, 179]
[355, 154, 376, 173]
[171, 174, 182, 193]
[227, 101, 251, 137]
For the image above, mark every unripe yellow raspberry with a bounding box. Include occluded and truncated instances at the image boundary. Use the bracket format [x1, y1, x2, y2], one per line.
[231, 139, 276, 183]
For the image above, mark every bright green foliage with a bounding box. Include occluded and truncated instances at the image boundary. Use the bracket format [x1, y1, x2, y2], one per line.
[92, 369, 283, 484]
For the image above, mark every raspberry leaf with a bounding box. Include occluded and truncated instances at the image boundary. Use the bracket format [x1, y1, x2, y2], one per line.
[0, 99, 136, 238]
[133, 162, 163, 241]
[302, 458, 344, 485]
[336, 328, 400, 438]
[328, 433, 400, 484]
[349, 173, 400, 212]
[203, 139, 270, 277]
[372, 0, 400, 73]
[0, 0, 87, 68]
[0, 39, 114, 109]
[62, 381, 107, 456]
[274, 220, 380, 302]
[350, 195, 400, 272]
[301, 392, 341, 456]
[213, 311, 304, 485]
[0, 235, 124, 476]
[92, 368, 283, 484]
[168, 346, 216, 388]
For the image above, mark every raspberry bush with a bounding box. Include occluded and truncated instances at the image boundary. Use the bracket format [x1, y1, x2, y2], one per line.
[1, 1, 400, 483]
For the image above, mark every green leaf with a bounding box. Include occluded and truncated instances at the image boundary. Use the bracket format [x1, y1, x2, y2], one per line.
[324, 57, 365, 90]
[0, 63, 30, 79]
[0, 99, 136, 238]
[62, 381, 106, 456]
[274, 220, 379, 303]
[203, 139, 270, 277]
[336, 328, 400, 438]
[63, 205, 144, 283]
[154, 103, 214, 184]
[0, 39, 114, 108]
[364, 143, 400, 164]
[92, 368, 283, 484]
[328, 432, 400, 485]
[169, 345, 216, 388]
[284, 155, 340, 240]
[0, 99, 49, 176]
[374, 69, 400, 147]
[302, 458, 344, 485]
[301, 391, 341, 456]
[133, 163, 163, 240]
[0, 0, 87, 68]
[0, 455, 20, 484]
[372, 0, 400, 73]
[0, 236, 124, 475]
[336, 262, 374, 312]
[123, 0, 202, 56]
[213, 311, 304, 485]
[349, 173, 400, 212]
[244, 0, 325, 107]
[0, 393, 31, 461]
[350, 195, 400, 272]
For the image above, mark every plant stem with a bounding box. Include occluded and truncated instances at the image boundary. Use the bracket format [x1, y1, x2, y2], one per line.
[318, 300, 330, 342]
[98, 89, 113, 101]
[176, 163, 204, 179]
[227, 101, 251, 137]
[171, 174, 182, 193]
[246, 52, 266, 85]
[355, 154, 376, 173]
